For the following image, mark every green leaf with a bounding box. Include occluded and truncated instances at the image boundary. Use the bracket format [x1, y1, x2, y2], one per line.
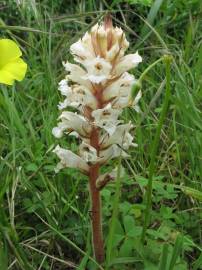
[119, 238, 134, 257]
[114, 219, 124, 235]
[140, 0, 164, 39]
[123, 215, 135, 232]
[112, 234, 125, 249]
[109, 257, 142, 266]
[119, 201, 131, 215]
[127, 226, 142, 238]
[25, 163, 38, 172]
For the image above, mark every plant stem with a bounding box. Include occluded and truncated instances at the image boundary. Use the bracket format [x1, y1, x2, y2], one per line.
[141, 55, 172, 242]
[139, 57, 164, 83]
[89, 128, 104, 264]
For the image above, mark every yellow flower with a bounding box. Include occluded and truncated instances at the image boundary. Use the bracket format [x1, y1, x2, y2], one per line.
[0, 39, 27, 85]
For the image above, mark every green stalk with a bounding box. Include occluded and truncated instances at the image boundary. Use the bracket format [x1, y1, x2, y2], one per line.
[139, 57, 164, 83]
[106, 156, 122, 268]
[130, 57, 164, 103]
[141, 55, 172, 242]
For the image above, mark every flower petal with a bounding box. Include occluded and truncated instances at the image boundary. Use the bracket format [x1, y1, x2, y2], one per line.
[103, 72, 135, 101]
[0, 58, 27, 85]
[99, 144, 129, 163]
[70, 34, 95, 62]
[114, 52, 142, 76]
[82, 56, 112, 84]
[0, 39, 22, 68]
[52, 111, 91, 138]
[58, 79, 70, 96]
[53, 145, 89, 173]
[79, 142, 98, 163]
[63, 61, 92, 89]
[100, 123, 134, 148]
[92, 103, 122, 135]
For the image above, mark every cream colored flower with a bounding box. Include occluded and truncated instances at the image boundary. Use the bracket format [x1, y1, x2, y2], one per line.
[82, 56, 112, 84]
[52, 111, 91, 138]
[53, 19, 143, 178]
[58, 84, 97, 110]
[53, 145, 89, 173]
[58, 79, 70, 96]
[100, 123, 134, 148]
[99, 144, 129, 163]
[92, 103, 122, 135]
[79, 142, 98, 163]
[70, 35, 94, 63]
[103, 72, 135, 101]
[63, 61, 92, 89]
[114, 52, 142, 76]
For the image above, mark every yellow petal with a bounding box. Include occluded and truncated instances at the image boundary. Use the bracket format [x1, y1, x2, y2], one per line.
[0, 58, 27, 85]
[0, 69, 15, 85]
[0, 39, 22, 68]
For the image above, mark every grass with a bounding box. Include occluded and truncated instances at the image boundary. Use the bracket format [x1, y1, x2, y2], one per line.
[0, 0, 202, 269]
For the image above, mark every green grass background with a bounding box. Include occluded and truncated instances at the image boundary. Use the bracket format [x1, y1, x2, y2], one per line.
[0, 0, 202, 269]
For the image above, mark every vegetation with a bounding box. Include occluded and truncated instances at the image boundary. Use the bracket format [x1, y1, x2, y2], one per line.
[0, 0, 201, 269]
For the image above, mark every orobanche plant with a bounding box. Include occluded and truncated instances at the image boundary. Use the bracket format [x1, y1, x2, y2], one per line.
[52, 16, 142, 263]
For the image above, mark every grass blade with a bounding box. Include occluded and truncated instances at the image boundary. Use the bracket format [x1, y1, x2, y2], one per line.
[168, 234, 183, 270]
[158, 243, 169, 270]
[141, 55, 172, 242]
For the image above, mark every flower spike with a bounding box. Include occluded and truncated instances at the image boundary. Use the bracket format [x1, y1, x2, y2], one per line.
[52, 17, 143, 264]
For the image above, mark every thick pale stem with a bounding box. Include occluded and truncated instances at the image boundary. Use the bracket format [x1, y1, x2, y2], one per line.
[89, 128, 104, 263]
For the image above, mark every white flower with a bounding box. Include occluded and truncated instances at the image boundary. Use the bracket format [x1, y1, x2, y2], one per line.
[99, 144, 129, 163]
[111, 90, 142, 110]
[53, 145, 89, 173]
[58, 79, 70, 96]
[82, 32, 95, 53]
[60, 111, 91, 136]
[114, 52, 142, 76]
[123, 132, 137, 149]
[105, 27, 129, 62]
[92, 103, 122, 135]
[52, 111, 91, 138]
[82, 56, 112, 84]
[58, 84, 97, 110]
[111, 96, 129, 109]
[106, 43, 120, 61]
[70, 35, 94, 62]
[72, 85, 97, 109]
[79, 142, 98, 163]
[131, 90, 142, 112]
[103, 72, 135, 101]
[63, 61, 92, 89]
[52, 126, 64, 138]
[58, 99, 71, 110]
[100, 123, 134, 149]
